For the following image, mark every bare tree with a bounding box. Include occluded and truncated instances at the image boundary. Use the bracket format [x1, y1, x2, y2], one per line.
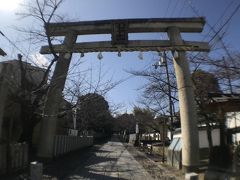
[6, 0, 124, 147]
[128, 55, 178, 117]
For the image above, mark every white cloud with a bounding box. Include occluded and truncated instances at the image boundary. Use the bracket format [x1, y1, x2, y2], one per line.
[0, 0, 23, 11]
[31, 53, 50, 68]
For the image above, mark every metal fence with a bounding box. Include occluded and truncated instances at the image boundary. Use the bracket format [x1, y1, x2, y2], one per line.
[0, 143, 28, 174]
[53, 135, 93, 157]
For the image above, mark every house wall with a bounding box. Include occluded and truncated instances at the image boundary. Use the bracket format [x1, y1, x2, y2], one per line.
[0, 60, 46, 142]
[198, 129, 220, 148]
[173, 128, 220, 148]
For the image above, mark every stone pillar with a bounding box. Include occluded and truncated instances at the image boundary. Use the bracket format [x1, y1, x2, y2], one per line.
[185, 172, 198, 180]
[30, 162, 43, 180]
[168, 27, 199, 172]
[38, 31, 77, 158]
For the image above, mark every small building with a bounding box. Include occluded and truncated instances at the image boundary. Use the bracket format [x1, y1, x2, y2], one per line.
[168, 126, 220, 169]
[208, 93, 240, 145]
[0, 60, 48, 142]
[173, 127, 220, 148]
[0, 60, 74, 145]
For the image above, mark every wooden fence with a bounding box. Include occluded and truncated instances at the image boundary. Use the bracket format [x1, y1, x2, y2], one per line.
[53, 135, 93, 157]
[0, 143, 28, 174]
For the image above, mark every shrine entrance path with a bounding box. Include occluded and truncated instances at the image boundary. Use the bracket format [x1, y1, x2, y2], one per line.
[63, 136, 153, 180]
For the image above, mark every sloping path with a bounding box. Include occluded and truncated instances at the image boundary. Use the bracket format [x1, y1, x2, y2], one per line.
[64, 137, 153, 180]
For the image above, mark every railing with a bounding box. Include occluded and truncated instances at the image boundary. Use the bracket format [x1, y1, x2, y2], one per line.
[0, 143, 28, 174]
[53, 135, 93, 157]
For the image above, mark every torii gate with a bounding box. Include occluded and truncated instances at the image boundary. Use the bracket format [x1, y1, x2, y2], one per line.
[38, 18, 210, 172]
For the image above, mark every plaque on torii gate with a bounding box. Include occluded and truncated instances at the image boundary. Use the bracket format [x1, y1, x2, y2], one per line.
[38, 17, 210, 172]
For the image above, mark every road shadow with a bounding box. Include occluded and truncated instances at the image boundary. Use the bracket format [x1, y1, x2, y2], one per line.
[43, 136, 128, 180]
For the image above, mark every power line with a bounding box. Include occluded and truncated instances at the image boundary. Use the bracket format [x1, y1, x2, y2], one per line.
[210, 0, 235, 36]
[164, 0, 172, 17]
[187, 0, 240, 43]
[0, 30, 38, 66]
[207, 1, 240, 64]
[199, 0, 234, 41]
[209, 2, 240, 43]
[187, 0, 240, 65]
[187, 0, 201, 17]
[179, 0, 187, 17]
[170, 0, 181, 17]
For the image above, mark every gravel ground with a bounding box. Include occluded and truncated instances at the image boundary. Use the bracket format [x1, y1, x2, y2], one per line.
[124, 144, 185, 180]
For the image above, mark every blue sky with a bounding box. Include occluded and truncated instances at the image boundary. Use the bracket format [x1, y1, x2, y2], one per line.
[0, 0, 240, 113]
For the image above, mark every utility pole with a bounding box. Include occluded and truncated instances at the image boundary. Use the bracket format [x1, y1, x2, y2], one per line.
[155, 51, 174, 140]
[162, 116, 166, 163]
[163, 52, 174, 140]
[154, 51, 174, 162]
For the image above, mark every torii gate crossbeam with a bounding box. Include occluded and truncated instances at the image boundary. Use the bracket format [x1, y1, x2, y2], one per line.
[38, 18, 210, 173]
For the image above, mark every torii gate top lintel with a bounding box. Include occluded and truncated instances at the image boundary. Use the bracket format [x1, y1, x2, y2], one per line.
[46, 17, 206, 36]
[41, 17, 209, 54]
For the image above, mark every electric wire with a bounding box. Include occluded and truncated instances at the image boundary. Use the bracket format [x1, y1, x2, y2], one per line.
[0, 30, 39, 66]
[208, 2, 240, 43]
[187, 0, 240, 65]
[164, 0, 172, 17]
[179, 0, 187, 17]
[170, 0, 181, 17]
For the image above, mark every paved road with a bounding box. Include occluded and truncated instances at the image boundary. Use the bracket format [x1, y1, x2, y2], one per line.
[4, 137, 182, 180]
[64, 137, 153, 180]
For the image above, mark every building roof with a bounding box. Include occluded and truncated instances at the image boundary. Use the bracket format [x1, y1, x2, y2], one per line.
[209, 93, 240, 103]
[0, 48, 7, 56]
[207, 93, 240, 112]
[1, 59, 46, 72]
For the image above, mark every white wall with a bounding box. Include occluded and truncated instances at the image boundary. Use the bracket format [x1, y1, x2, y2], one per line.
[226, 112, 240, 143]
[226, 112, 240, 128]
[173, 128, 220, 148]
[199, 129, 220, 148]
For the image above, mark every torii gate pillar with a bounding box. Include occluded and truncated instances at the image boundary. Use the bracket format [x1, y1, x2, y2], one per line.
[38, 32, 77, 158]
[168, 27, 199, 172]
